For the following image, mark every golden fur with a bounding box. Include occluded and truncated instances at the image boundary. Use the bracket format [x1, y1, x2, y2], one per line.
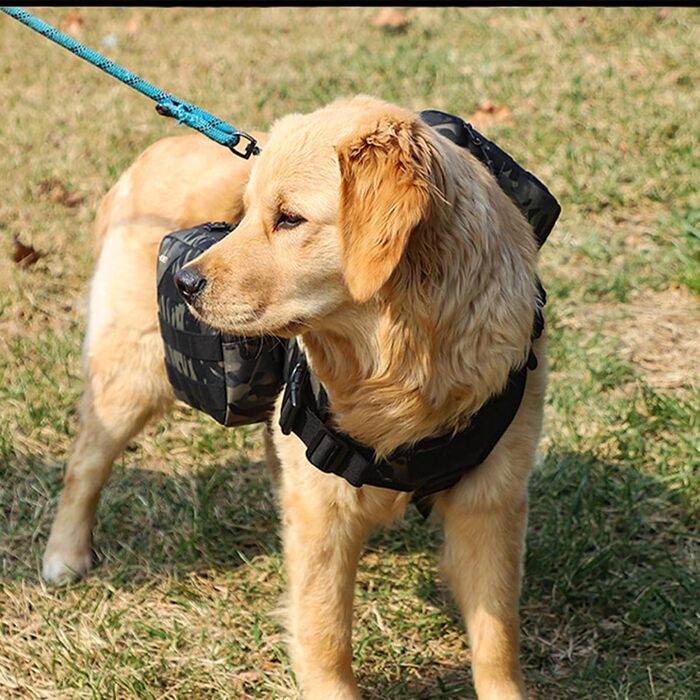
[42, 95, 547, 700]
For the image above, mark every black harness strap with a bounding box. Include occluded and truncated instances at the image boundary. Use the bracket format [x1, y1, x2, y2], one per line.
[279, 298, 545, 516]
[419, 110, 561, 248]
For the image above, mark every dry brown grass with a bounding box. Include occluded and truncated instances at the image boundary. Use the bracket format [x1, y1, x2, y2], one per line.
[555, 286, 699, 392]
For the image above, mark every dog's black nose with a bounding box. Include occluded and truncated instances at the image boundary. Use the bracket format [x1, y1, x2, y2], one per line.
[174, 266, 207, 302]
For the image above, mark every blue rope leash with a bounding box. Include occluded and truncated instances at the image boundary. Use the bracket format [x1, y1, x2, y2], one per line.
[1, 6, 260, 159]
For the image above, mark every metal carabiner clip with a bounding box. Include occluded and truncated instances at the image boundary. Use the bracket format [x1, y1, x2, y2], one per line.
[228, 131, 261, 159]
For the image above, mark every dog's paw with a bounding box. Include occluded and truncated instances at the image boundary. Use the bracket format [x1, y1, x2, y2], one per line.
[41, 547, 93, 585]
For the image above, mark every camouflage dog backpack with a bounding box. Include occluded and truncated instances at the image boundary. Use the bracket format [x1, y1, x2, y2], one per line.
[156, 222, 287, 426]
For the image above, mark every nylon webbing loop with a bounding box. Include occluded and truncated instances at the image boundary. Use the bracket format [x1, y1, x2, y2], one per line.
[1, 7, 260, 159]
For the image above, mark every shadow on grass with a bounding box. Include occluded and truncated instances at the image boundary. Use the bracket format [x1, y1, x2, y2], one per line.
[0, 453, 281, 585]
[2, 448, 697, 697]
[519, 450, 698, 697]
[382, 450, 698, 698]
[359, 664, 474, 700]
[94, 455, 282, 587]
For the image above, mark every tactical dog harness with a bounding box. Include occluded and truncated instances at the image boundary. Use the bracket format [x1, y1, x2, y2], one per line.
[157, 110, 560, 512]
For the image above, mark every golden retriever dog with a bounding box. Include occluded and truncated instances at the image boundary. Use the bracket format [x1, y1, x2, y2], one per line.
[42, 95, 547, 699]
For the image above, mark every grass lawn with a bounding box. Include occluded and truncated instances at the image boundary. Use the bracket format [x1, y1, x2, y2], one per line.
[1, 7, 698, 699]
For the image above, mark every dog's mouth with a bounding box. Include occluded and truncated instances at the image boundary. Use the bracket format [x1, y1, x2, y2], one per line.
[187, 301, 307, 338]
[225, 318, 309, 339]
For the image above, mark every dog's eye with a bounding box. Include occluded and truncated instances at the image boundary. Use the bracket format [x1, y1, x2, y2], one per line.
[275, 212, 305, 230]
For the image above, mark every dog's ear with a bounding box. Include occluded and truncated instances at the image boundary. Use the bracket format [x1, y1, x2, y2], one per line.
[337, 114, 435, 303]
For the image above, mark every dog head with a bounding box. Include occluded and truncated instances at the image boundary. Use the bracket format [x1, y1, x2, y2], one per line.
[180, 95, 539, 439]
[178, 95, 449, 337]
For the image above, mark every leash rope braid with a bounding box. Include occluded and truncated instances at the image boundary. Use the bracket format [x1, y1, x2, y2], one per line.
[1, 6, 260, 159]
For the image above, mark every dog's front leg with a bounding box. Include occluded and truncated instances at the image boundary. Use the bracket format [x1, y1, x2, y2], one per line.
[438, 491, 529, 700]
[281, 478, 367, 700]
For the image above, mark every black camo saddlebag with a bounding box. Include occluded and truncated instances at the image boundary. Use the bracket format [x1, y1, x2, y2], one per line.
[156, 221, 287, 426]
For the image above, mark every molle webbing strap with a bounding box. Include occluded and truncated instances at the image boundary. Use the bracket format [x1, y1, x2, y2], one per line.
[279, 338, 532, 499]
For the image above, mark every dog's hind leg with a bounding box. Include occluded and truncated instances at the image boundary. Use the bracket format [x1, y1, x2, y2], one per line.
[42, 214, 174, 585]
[41, 134, 259, 585]
[41, 326, 173, 585]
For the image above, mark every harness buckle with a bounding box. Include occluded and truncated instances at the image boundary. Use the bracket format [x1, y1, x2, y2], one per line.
[305, 431, 351, 474]
[279, 359, 307, 435]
